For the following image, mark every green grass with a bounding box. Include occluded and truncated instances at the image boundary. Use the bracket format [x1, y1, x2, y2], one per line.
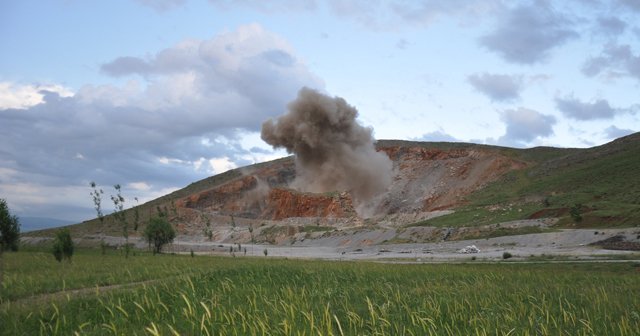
[415, 135, 640, 229]
[408, 203, 543, 228]
[300, 225, 334, 233]
[2, 251, 640, 335]
[0, 249, 218, 303]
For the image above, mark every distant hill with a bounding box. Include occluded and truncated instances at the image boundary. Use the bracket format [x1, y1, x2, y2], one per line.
[25, 132, 640, 242]
[19, 217, 73, 232]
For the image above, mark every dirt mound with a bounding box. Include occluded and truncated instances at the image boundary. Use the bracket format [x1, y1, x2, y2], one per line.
[590, 235, 640, 251]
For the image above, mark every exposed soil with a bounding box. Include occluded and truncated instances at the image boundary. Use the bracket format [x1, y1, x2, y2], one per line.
[590, 235, 640, 251]
[24, 222, 638, 262]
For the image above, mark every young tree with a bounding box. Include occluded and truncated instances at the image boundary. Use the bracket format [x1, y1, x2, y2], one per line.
[89, 182, 105, 223]
[0, 198, 21, 283]
[52, 228, 74, 263]
[570, 203, 583, 224]
[133, 197, 140, 232]
[111, 184, 131, 257]
[90, 182, 107, 254]
[144, 216, 175, 255]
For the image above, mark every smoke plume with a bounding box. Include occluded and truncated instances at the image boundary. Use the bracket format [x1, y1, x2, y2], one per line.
[261, 88, 392, 215]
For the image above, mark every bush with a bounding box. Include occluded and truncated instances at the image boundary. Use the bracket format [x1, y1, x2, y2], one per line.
[502, 252, 513, 260]
[0, 199, 20, 252]
[144, 216, 176, 255]
[570, 204, 583, 223]
[52, 229, 74, 262]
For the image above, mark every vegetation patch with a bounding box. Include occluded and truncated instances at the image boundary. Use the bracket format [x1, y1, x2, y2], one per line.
[2, 251, 639, 335]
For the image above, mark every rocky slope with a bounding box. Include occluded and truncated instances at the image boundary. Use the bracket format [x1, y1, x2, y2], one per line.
[25, 133, 640, 251]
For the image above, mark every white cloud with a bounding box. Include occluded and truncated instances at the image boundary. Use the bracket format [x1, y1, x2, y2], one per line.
[208, 157, 237, 174]
[0, 82, 73, 109]
[582, 43, 640, 81]
[497, 108, 556, 147]
[604, 125, 635, 139]
[415, 130, 461, 142]
[468, 73, 523, 102]
[128, 181, 152, 191]
[480, 3, 578, 64]
[0, 24, 319, 220]
[555, 95, 620, 120]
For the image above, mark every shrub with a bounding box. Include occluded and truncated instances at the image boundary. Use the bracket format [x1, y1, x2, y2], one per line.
[52, 229, 74, 262]
[502, 252, 513, 260]
[144, 216, 176, 255]
[570, 204, 583, 223]
[0, 199, 20, 252]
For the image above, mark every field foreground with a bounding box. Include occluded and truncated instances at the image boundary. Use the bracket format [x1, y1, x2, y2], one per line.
[1, 251, 639, 335]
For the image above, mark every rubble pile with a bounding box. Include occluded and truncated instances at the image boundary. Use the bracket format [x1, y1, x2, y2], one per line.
[458, 245, 480, 254]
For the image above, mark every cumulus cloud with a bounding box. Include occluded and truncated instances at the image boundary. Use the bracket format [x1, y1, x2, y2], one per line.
[416, 130, 461, 142]
[497, 108, 556, 146]
[582, 43, 640, 81]
[480, 2, 578, 64]
[0, 82, 73, 109]
[619, 0, 640, 12]
[604, 125, 635, 139]
[0, 24, 320, 220]
[555, 96, 619, 120]
[596, 16, 627, 37]
[468, 73, 523, 101]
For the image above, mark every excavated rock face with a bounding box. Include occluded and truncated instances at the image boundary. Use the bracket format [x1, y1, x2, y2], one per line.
[376, 145, 527, 214]
[177, 175, 259, 215]
[261, 188, 355, 220]
[173, 143, 528, 224]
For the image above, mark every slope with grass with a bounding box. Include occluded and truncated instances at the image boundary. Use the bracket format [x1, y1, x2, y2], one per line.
[23, 133, 640, 246]
[418, 132, 640, 228]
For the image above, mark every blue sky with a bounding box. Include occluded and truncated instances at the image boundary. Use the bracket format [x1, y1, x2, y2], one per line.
[1, 0, 639, 222]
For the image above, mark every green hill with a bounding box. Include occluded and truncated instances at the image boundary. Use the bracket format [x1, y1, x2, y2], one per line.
[26, 133, 640, 239]
[420, 132, 640, 228]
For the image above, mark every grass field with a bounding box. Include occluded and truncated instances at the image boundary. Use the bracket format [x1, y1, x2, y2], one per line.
[2, 250, 639, 335]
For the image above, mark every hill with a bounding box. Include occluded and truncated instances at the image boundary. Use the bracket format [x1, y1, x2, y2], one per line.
[19, 217, 73, 232]
[24, 133, 640, 249]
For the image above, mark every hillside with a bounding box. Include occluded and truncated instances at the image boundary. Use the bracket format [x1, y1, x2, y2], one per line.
[25, 133, 640, 248]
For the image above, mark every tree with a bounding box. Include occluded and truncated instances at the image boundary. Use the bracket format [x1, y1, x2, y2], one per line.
[0, 199, 20, 252]
[133, 197, 140, 232]
[52, 228, 74, 263]
[111, 184, 131, 257]
[89, 182, 105, 223]
[570, 203, 583, 224]
[1, 198, 21, 283]
[144, 216, 175, 255]
[90, 182, 107, 254]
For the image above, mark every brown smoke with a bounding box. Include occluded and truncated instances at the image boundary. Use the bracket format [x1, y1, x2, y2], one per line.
[261, 87, 392, 215]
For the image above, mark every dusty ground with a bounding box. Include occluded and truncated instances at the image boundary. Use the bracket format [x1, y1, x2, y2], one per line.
[24, 222, 639, 262]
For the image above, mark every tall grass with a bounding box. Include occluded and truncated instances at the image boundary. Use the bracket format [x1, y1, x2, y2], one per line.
[2, 252, 639, 335]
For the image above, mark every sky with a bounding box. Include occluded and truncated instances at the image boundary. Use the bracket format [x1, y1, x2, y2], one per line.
[1, 0, 639, 223]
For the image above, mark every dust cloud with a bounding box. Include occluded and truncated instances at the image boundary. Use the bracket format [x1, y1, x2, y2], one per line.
[261, 87, 392, 216]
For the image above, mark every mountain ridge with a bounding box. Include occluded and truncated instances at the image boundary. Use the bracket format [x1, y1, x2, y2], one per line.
[24, 133, 640, 245]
